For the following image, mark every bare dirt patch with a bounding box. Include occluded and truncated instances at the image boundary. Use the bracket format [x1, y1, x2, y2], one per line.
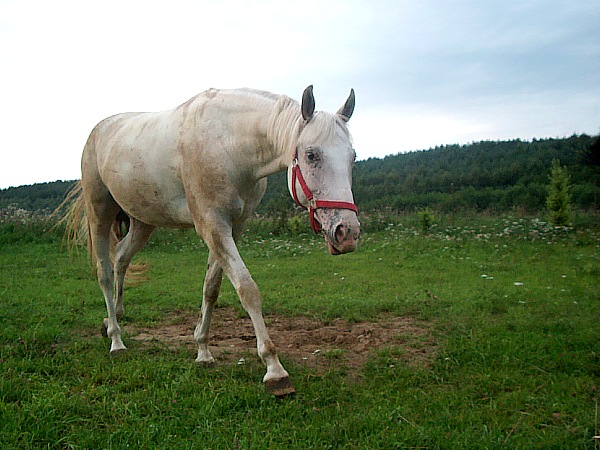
[128, 306, 438, 373]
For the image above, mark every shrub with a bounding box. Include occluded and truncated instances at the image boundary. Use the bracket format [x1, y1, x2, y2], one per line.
[546, 159, 573, 226]
[417, 207, 435, 233]
[287, 215, 308, 234]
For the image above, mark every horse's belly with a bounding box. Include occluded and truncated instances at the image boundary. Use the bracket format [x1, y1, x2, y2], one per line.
[121, 189, 194, 228]
[102, 163, 194, 228]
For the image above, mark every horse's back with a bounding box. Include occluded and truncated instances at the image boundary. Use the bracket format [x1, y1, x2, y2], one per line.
[80, 89, 277, 229]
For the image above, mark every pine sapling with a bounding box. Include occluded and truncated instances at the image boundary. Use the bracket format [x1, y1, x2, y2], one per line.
[546, 159, 572, 226]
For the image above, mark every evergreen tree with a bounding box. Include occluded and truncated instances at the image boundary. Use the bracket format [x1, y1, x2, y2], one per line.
[577, 137, 600, 210]
[546, 159, 572, 226]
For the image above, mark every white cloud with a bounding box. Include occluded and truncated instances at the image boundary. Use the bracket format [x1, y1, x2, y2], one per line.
[352, 105, 491, 158]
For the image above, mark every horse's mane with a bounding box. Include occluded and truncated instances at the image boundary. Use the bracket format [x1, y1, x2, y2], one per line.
[300, 112, 352, 144]
[181, 88, 351, 166]
[266, 92, 352, 159]
[266, 95, 302, 159]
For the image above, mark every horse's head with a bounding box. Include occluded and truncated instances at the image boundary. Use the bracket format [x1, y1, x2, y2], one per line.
[288, 85, 360, 255]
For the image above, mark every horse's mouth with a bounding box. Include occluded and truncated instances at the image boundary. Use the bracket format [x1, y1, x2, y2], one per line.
[325, 235, 343, 255]
[316, 214, 358, 255]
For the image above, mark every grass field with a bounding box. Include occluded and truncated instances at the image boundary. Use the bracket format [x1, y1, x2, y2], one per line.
[1, 214, 599, 449]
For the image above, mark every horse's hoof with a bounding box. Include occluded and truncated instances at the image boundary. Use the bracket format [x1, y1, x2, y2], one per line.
[100, 319, 109, 338]
[196, 359, 216, 368]
[110, 346, 127, 357]
[265, 377, 295, 398]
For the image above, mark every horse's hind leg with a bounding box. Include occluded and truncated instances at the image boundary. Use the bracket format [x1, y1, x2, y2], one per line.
[86, 197, 127, 353]
[114, 218, 155, 318]
[194, 251, 223, 365]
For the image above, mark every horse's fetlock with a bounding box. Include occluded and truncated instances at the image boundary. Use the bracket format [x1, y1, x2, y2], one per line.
[258, 339, 277, 361]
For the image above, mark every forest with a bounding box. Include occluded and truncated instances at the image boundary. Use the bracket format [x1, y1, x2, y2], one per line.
[259, 134, 598, 213]
[1, 134, 598, 218]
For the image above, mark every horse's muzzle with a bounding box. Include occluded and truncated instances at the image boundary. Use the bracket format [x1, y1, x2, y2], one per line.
[323, 213, 360, 255]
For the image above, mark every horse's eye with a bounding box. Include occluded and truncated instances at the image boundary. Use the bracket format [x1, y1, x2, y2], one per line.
[306, 149, 319, 162]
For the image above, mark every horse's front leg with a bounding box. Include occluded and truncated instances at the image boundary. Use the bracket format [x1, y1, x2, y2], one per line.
[204, 229, 294, 397]
[194, 252, 222, 365]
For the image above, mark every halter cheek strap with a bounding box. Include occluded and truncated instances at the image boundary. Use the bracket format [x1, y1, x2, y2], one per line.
[290, 149, 358, 234]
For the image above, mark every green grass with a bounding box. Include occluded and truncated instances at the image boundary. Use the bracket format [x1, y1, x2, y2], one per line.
[1, 214, 599, 448]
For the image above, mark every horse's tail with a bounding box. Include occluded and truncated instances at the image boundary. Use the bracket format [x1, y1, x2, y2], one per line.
[53, 180, 89, 258]
[54, 180, 149, 283]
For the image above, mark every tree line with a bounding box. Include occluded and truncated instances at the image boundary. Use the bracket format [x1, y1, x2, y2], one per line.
[0, 180, 77, 216]
[261, 134, 599, 214]
[1, 135, 598, 218]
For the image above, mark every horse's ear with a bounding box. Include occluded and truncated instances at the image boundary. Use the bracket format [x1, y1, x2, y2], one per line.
[301, 85, 315, 121]
[337, 88, 355, 122]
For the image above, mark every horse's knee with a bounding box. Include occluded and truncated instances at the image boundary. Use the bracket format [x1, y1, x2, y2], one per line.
[97, 264, 113, 286]
[235, 277, 261, 309]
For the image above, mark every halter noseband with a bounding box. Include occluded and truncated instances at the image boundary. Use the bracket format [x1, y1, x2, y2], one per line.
[290, 148, 358, 234]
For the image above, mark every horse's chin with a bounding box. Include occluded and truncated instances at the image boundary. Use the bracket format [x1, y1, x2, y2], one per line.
[326, 238, 343, 256]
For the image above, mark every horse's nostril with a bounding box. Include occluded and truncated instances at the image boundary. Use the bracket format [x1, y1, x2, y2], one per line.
[335, 223, 346, 242]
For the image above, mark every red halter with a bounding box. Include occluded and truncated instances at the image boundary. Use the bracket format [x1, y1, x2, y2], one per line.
[290, 148, 359, 234]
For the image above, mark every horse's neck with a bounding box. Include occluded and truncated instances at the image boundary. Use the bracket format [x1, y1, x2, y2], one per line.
[182, 89, 302, 180]
[254, 95, 302, 179]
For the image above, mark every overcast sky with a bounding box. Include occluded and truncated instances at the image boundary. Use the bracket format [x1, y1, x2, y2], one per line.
[1, 0, 598, 189]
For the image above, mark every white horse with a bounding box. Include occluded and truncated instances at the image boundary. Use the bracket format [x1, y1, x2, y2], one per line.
[71, 85, 359, 396]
